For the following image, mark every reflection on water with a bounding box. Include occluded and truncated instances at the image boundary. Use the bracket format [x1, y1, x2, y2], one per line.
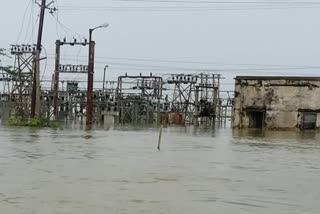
[0, 125, 320, 214]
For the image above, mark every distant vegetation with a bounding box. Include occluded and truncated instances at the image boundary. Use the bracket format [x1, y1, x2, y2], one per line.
[0, 48, 14, 74]
[0, 48, 5, 56]
[6, 117, 61, 128]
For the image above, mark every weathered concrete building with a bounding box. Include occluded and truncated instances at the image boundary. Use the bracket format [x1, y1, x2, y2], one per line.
[232, 76, 320, 130]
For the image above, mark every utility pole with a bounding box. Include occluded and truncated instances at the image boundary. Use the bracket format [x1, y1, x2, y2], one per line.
[31, 0, 47, 118]
[86, 23, 109, 128]
[86, 29, 95, 127]
[53, 40, 60, 120]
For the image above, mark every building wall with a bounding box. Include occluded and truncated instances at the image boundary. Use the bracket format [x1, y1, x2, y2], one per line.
[232, 78, 320, 129]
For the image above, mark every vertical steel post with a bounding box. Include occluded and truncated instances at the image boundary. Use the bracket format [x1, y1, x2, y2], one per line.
[103, 65, 108, 93]
[194, 86, 199, 126]
[157, 98, 161, 125]
[213, 87, 218, 126]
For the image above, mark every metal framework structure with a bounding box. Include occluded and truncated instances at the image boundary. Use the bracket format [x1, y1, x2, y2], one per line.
[167, 74, 198, 123]
[1, 42, 231, 127]
[116, 73, 163, 124]
[53, 39, 89, 120]
[0, 1, 234, 126]
[165, 73, 222, 125]
[217, 90, 234, 126]
[194, 73, 220, 125]
[0, 44, 36, 118]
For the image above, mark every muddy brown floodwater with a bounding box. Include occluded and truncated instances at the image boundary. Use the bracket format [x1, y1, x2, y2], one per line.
[0, 125, 320, 214]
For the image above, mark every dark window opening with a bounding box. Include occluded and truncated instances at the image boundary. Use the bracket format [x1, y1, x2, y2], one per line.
[302, 112, 317, 129]
[249, 111, 265, 129]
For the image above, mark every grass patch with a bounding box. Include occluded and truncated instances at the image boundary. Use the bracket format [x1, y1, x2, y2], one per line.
[6, 117, 61, 128]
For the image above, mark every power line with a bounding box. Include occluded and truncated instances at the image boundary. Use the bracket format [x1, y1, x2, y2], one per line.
[23, 1, 36, 44]
[117, 0, 320, 3]
[26, 15, 40, 44]
[57, 1, 320, 11]
[16, 0, 33, 44]
[45, 53, 320, 69]
[58, 6, 320, 11]
[43, 58, 320, 72]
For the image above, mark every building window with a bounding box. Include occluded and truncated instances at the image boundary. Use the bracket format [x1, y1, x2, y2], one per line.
[302, 112, 317, 129]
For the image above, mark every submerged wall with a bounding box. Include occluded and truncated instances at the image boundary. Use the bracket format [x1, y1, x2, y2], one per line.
[232, 77, 320, 129]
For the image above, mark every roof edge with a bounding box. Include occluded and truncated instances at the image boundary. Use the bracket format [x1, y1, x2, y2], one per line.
[235, 76, 320, 81]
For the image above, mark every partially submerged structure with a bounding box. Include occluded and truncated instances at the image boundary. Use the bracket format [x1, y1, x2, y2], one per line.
[0, 67, 233, 126]
[0, 40, 233, 126]
[232, 76, 320, 130]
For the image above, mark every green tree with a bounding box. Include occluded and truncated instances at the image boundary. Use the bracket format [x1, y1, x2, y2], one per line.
[0, 49, 14, 75]
[0, 48, 5, 56]
[0, 48, 5, 62]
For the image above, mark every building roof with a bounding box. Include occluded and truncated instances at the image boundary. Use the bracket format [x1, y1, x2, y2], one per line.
[234, 76, 320, 81]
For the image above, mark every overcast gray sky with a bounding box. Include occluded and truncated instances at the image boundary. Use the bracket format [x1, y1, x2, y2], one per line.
[1, 0, 320, 90]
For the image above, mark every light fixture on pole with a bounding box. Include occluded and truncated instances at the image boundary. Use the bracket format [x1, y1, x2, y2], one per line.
[86, 23, 109, 128]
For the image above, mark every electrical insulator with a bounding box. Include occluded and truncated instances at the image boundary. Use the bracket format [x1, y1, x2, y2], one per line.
[83, 38, 87, 46]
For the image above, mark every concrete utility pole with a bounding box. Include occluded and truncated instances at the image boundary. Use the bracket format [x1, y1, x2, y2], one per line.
[86, 29, 95, 127]
[53, 40, 61, 120]
[31, 0, 47, 118]
[86, 23, 109, 128]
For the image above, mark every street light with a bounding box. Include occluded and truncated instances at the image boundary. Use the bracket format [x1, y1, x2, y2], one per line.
[86, 23, 109, 128]
[103, 65, 109, 93]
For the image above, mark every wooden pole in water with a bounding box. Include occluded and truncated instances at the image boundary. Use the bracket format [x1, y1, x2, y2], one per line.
[157, 124, 163, 151]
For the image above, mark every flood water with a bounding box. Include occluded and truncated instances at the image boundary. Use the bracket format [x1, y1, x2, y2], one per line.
[0, 125, 320, 214]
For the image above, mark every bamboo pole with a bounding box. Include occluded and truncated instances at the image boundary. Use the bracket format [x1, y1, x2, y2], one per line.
[157, 124, 163, 151]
